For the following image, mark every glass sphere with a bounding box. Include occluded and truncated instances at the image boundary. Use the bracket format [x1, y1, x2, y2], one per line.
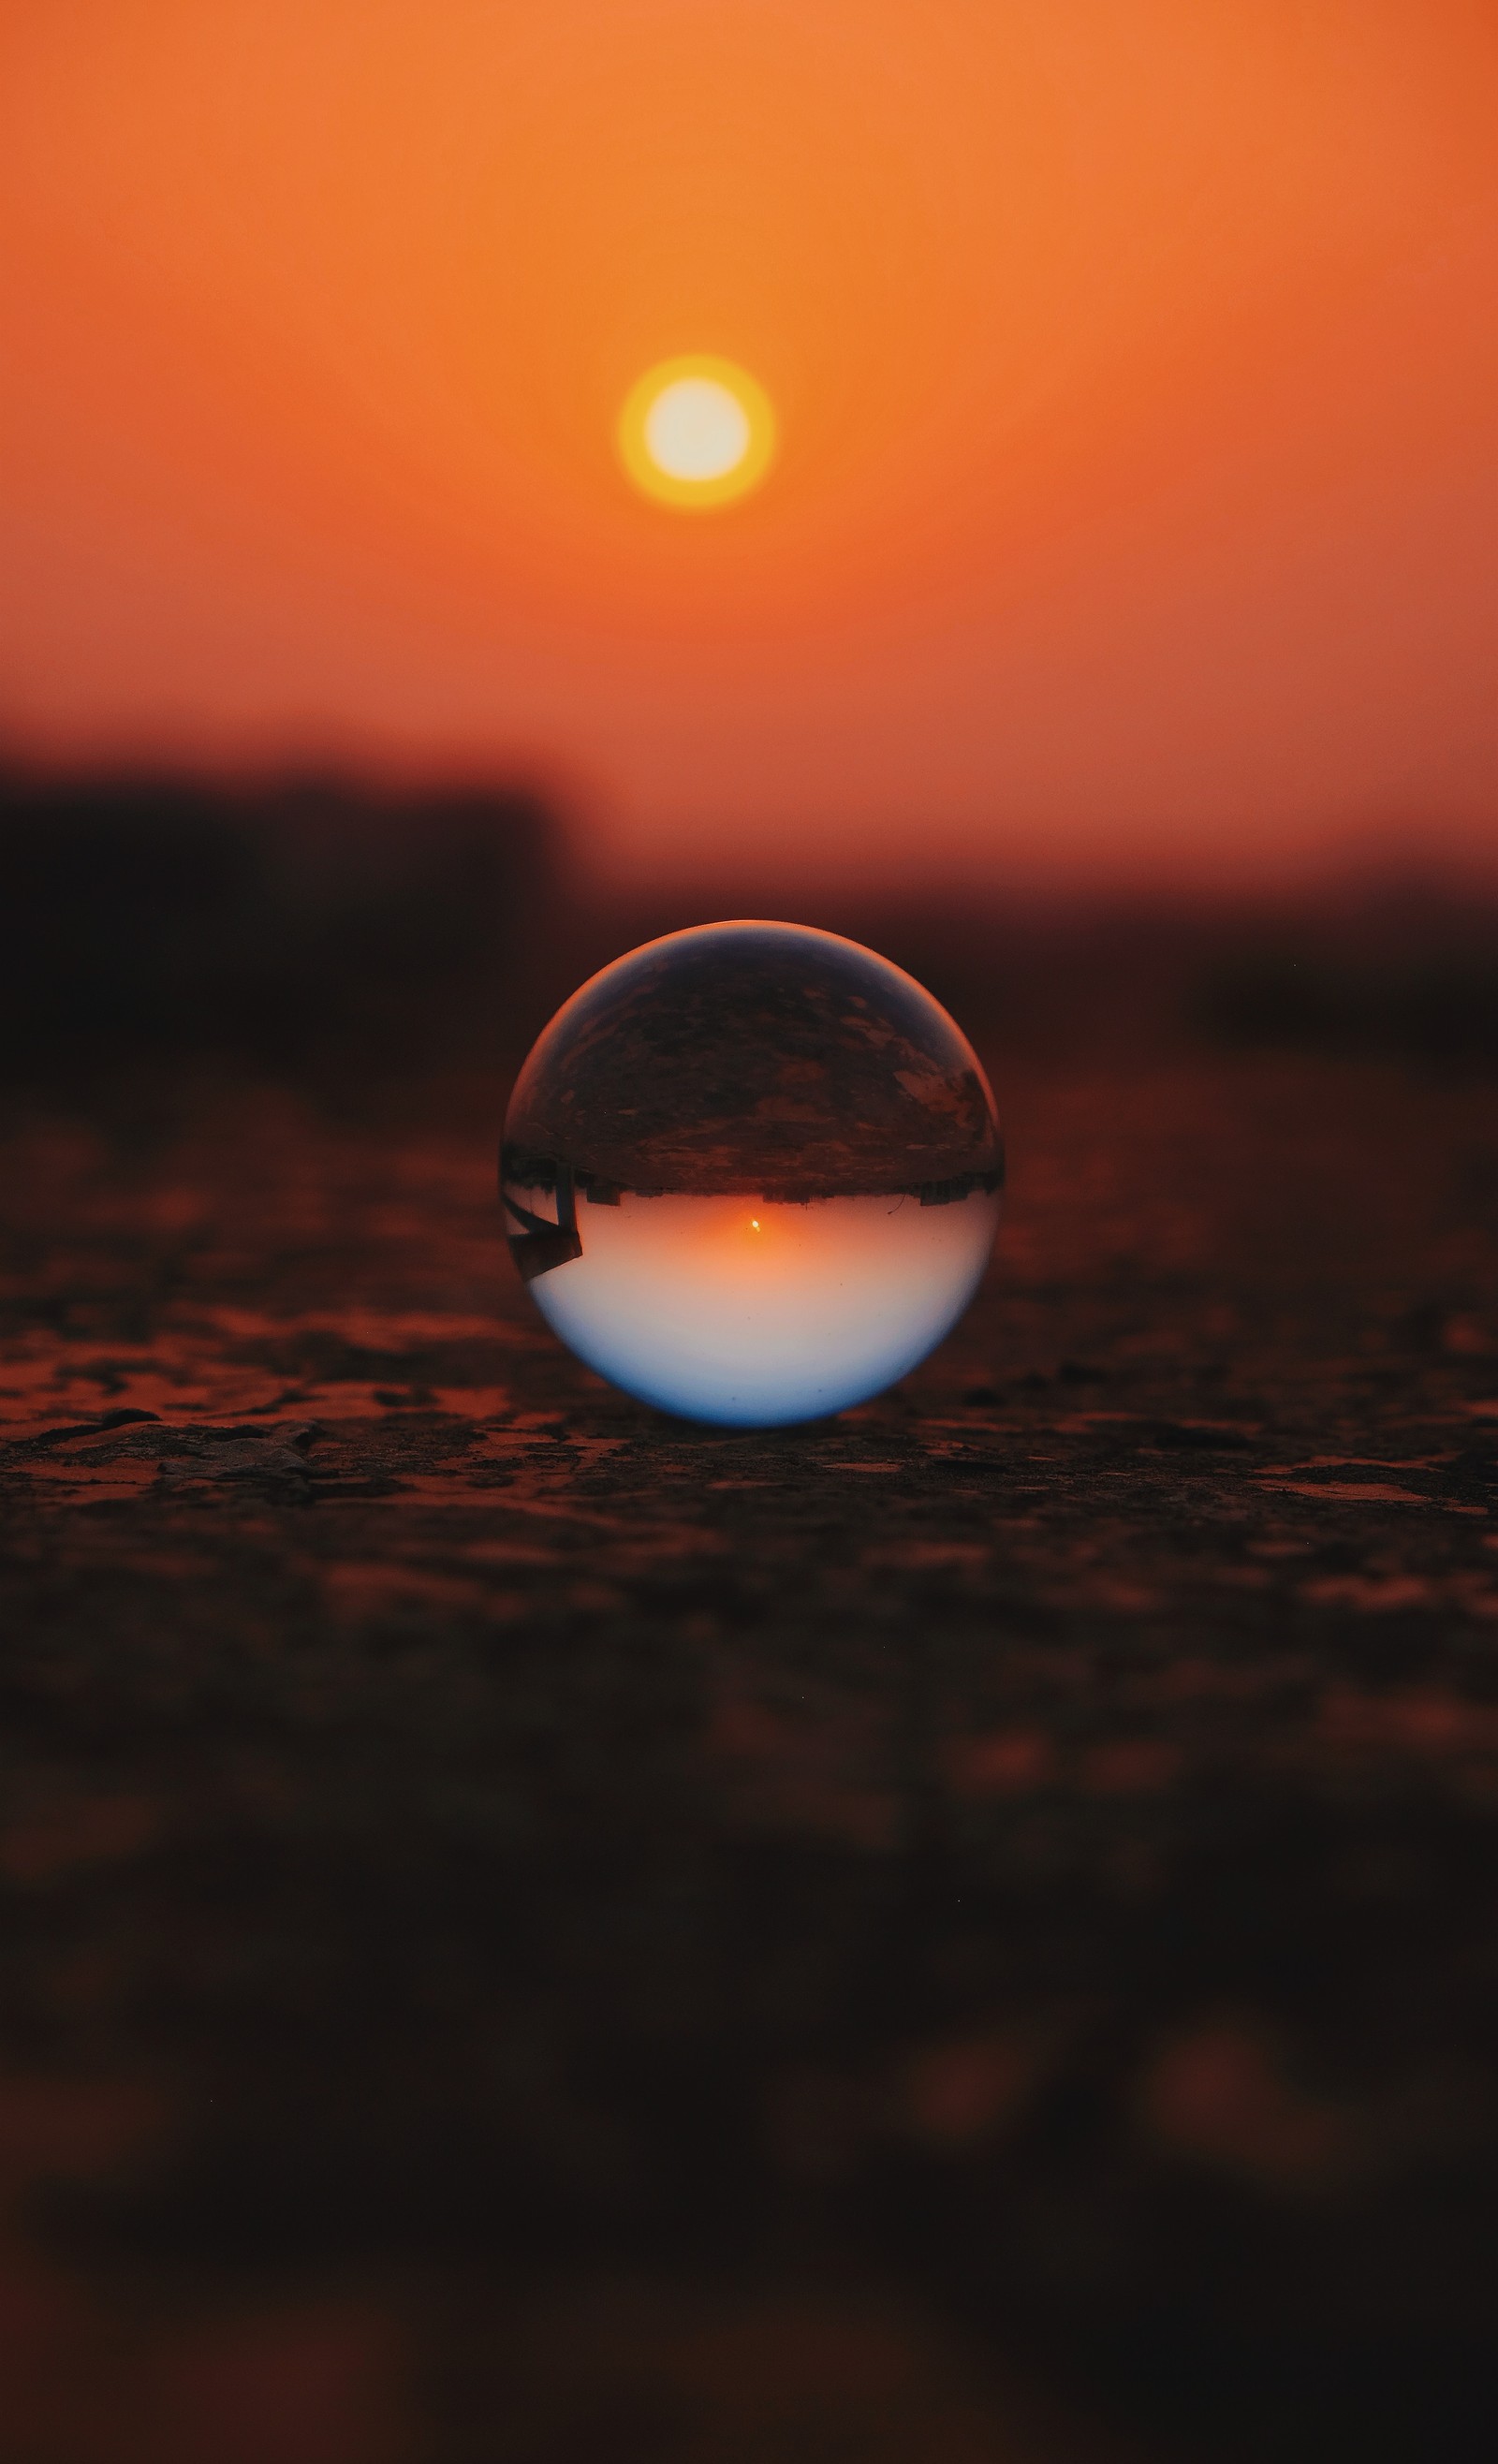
[501, 921, 1003, 1427]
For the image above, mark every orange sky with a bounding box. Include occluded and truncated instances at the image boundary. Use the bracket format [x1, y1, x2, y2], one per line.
[2, 0, 1495, 887]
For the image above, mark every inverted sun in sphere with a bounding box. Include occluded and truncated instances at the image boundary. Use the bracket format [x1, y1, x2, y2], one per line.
[501, 922, 1004, 1428]
[618, 356, 775, 509]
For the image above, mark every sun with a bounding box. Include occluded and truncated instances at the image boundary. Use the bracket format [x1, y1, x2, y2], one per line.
[618, 355, 776, 511]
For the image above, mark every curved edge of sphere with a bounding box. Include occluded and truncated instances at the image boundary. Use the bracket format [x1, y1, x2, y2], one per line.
[502, 921, 1003, 1428]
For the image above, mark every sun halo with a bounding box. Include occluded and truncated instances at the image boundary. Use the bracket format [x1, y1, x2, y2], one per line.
[618, 355, 775, 511]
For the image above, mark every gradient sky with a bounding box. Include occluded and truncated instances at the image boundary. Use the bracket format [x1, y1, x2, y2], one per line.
[2, 1, 1494, 887]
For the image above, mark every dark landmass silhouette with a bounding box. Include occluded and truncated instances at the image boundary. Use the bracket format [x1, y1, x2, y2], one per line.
[4, 762, 1497, 1095]
[2, 762, 1498, 2456]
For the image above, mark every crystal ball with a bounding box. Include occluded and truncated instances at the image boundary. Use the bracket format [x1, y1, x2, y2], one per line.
[501, 921, 1003, 1427]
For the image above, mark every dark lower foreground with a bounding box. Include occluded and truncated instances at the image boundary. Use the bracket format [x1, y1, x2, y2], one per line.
[1, 1054, 1496, 2463]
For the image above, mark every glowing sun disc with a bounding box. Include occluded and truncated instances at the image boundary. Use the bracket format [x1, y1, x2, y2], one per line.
[618, 355, 776, 510]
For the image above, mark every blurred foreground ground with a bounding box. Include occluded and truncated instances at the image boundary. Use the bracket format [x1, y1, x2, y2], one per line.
[1, 774, 1497, 2460]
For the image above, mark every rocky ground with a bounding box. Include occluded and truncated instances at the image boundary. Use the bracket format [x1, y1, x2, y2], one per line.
[1, 1050, 1495, 2462]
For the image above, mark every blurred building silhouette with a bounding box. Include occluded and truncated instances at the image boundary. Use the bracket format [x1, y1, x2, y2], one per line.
[0, 765, 562, 1078]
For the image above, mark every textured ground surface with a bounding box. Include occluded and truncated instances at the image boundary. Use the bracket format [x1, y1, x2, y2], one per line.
[1, 1053, 1496, 2462]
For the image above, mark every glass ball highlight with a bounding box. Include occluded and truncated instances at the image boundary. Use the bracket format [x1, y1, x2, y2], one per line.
[501, 922, 1003, 1427]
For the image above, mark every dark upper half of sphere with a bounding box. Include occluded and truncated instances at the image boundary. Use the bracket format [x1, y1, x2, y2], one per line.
[504, 921, 1003, 1202]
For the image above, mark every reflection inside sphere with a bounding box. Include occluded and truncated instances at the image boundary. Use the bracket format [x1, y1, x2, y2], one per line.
[501, 922, 1003, 1427]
